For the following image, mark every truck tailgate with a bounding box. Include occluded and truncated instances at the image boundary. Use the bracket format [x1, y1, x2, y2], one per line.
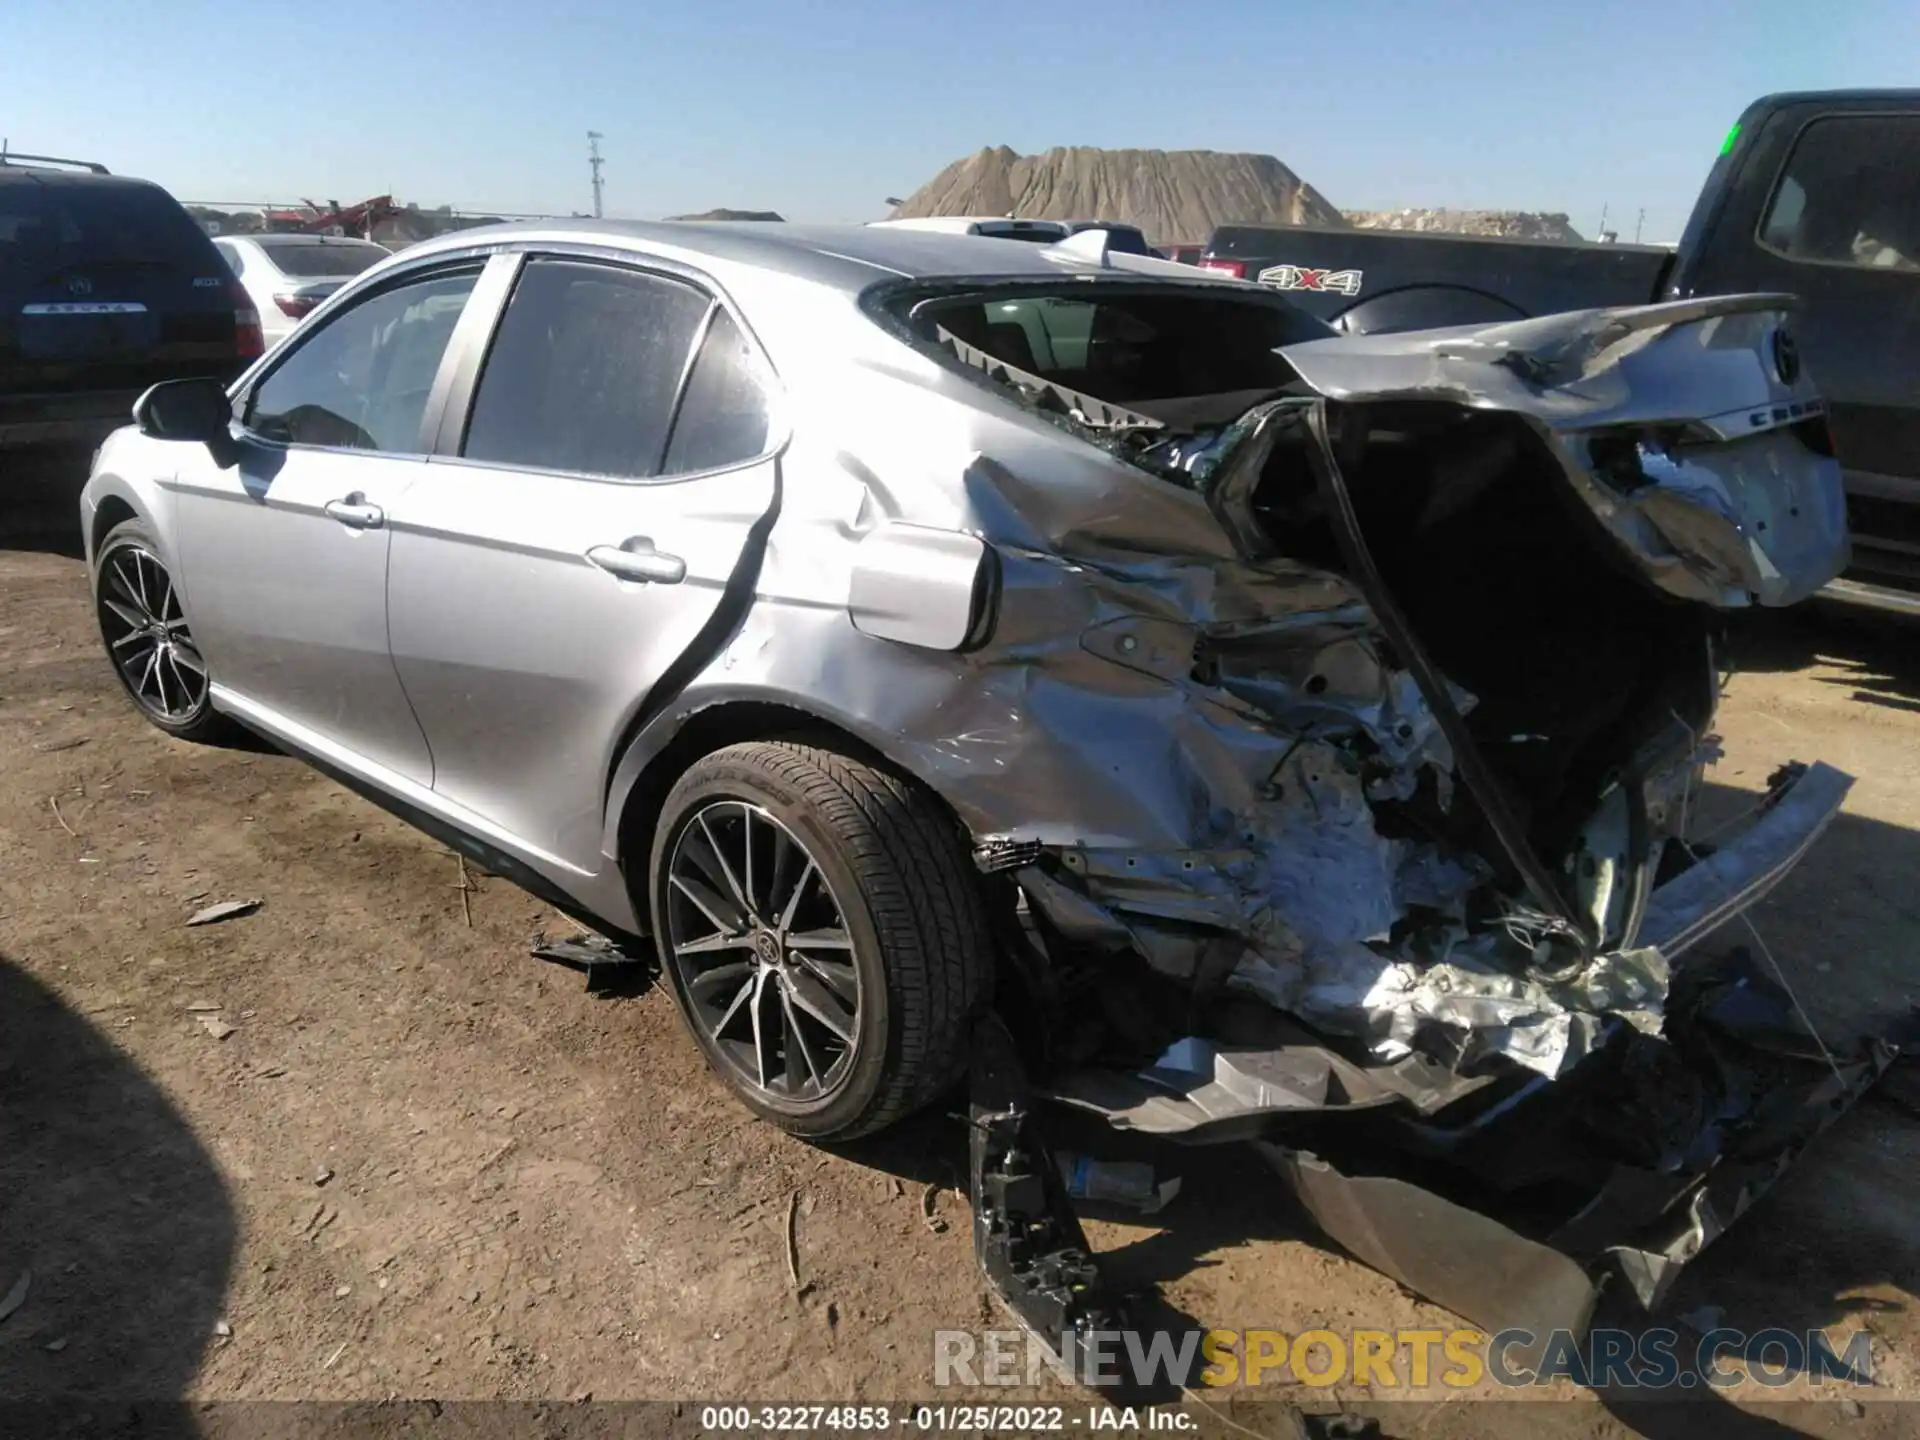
[1205, 224, 1674, 331]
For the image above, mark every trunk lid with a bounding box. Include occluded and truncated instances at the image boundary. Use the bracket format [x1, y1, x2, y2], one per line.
[1277, 293, 1851, 607]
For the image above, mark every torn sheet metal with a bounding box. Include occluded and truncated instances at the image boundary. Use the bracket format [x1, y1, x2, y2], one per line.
[607, 277, 1854, 1089]
[1249, 967, 1918, 1342]
[1047, 1034, 1502, 1140]
[1260, 1145, 1603, 1343]
[1637, 760, 1851, 955]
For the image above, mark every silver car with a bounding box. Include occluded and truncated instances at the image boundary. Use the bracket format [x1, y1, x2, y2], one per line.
[81, 219, 1894, 1339]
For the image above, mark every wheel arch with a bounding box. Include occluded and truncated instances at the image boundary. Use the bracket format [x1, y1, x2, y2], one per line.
[606, 693, 970, 917]
[87, 493, 143, 568]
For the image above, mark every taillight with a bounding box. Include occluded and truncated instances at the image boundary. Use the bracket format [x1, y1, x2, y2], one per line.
[231, 281, 264, 359]
[273, 293, 319, 319]
[1198, 258, 1247, 278]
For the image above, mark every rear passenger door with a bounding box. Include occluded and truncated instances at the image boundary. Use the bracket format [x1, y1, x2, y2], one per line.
[384, 253, 781, 875]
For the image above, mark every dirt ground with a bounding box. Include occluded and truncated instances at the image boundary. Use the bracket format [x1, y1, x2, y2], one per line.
[3, 475, 1918, 1437]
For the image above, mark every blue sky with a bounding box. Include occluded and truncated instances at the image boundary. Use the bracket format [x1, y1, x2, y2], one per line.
[6, 0, 1912, 238]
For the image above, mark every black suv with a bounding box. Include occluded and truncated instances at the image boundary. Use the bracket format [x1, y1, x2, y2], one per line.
[1, 153, 258, 460]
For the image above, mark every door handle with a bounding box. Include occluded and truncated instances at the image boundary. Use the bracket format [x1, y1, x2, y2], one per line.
[587, 540, 686, 585]
[324, 494, 385, 529]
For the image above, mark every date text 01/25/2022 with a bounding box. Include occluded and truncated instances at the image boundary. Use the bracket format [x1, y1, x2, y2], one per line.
[698, 1405, 1192, 1432]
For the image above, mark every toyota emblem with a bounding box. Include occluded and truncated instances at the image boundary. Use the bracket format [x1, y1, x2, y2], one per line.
[66, 276, 92, 297]
[1770, 327, 1801, 385]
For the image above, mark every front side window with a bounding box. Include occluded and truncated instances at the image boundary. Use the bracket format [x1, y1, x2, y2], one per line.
[245, 269, 477, 451]
[1758, 115, 1920, 271]
[462, 258, 711, 479]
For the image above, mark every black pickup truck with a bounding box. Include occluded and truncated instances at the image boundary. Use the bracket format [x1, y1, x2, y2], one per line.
[1202, 90, 1920, 616]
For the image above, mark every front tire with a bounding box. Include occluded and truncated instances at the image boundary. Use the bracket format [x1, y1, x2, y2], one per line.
[92, 519, 232, 744]
[649, 740, 994, 1141]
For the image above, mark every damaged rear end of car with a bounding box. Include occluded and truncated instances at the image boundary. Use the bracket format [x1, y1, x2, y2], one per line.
[855, 267, 1911, 1353]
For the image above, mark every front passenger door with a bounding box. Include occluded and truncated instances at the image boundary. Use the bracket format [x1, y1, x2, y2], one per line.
[172, 265, 480, 786]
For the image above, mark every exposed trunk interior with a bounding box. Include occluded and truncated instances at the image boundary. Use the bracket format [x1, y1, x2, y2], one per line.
[1251, 402, 1719, 892]
[895, 280, 1724, 918]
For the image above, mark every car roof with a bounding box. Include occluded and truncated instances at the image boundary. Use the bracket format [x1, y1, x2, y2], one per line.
[237, 234, 385, 246]
[0, 167, 168, 194]
[391, 219, 1242, 298]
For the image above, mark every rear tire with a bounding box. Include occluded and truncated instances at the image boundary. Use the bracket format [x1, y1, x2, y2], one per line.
[650, 740, 994, 1141]
[92, 519, 234, 744]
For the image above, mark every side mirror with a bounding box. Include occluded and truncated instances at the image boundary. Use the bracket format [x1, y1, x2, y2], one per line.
[132, 378, 239, 469]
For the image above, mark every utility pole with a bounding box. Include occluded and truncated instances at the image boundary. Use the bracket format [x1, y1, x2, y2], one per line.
[587, 131, 605, 219]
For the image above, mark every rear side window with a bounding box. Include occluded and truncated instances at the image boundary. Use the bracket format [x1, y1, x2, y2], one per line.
[0, 179, 215, 272]
[1758, 115, 1920, 271]
[662, 308, 773, 475]
[246, 269, 477, 451]
[462, 259, 710, 479]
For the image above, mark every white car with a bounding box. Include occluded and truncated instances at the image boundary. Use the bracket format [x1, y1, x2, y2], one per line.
[211, 234, 390, 346]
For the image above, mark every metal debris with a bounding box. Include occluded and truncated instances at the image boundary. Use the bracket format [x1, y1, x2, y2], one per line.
[528, 933, 655, 995]
[187, 899, 262, 927]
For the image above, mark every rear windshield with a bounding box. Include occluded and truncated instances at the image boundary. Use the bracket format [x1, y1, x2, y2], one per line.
[900, 285, 1331, 427]
[0, 178, 214, 273]
[258, 239, 387, 278]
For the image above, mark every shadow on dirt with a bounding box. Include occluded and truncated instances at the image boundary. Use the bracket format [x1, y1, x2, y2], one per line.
[1723, 605, 1920, 714]
[0, 957, 236, 1411]
[0, 446, 92, 558]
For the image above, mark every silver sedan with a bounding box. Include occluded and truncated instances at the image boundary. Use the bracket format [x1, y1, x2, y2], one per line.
[80, 219, 1858, 1184]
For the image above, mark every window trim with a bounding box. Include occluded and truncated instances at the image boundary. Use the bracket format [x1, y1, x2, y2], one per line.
[1753, 109, 1920, 273]
[230, 258, 491, 459]
[437, 245, 788, 487]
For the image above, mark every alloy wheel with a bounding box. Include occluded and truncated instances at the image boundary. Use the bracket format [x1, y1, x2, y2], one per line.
[96, 543, 209, 723]
[664, 801, 862, 1104]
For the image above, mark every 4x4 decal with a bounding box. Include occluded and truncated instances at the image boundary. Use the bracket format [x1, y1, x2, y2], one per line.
[1257, 263, 1364, 296]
